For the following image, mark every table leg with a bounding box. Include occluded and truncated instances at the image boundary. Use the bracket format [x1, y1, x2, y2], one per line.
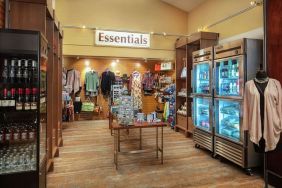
[156, 127, 158, 158]
[114, 129, 117, 168]
[139, 128, 142, 150]
[118, 129, 120, 152]
[161, 126, 163, 164]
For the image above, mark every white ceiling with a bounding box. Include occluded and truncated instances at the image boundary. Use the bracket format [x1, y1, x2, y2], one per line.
[162, 0, 206, 12]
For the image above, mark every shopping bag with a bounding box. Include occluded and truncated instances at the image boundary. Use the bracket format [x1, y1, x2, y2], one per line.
[81, 101, 95, 112]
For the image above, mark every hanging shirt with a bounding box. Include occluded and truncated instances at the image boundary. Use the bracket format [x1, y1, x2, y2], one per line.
[142, 72, 155, 91]
[243, 79, 282, 151]
[66, 69, 81, 94]
[101, 71, 116, 96]
[129, 71, 142, 110]
[85, 71, 99, 93]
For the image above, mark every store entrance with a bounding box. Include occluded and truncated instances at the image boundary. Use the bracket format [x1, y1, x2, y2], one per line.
[62, 56, 174, 123]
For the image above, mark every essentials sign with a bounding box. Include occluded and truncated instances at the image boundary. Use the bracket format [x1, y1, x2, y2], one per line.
[95, 30, 150, 48]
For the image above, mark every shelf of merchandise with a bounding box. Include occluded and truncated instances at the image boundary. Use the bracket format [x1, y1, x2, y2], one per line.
[0, 29, 48, 188]
[6, 0, 63, 173]
[174, 32, 219, 137]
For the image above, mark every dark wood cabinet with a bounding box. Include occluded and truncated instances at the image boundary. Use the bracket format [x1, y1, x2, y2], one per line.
[265, 0, 282, 187]
[6, 0, 63, 173]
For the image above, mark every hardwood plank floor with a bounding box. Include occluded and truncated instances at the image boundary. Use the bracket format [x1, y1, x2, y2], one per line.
[47, 120, 264, 188]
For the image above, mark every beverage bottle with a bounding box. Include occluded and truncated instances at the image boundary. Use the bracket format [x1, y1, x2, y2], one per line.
[237, 80, 240, 94]
[16, 88, 23, 111]
[23, 60, 29, 84]
[231, 64, 235, 77]
[233, 82, 237, 94]
[16, 59, 23, 83]
[2, 59, 9, 83]
[0, 124, 4, 143]
[9, 59, 16, 84]
[5, 124, 11, 142]
[229, 82, 232, 94]
[10, 88, 16, 107]
[28, 123, 36, 140]
[2, 88, 8, 107]
[31, 88, 37, 110]
[24, 88, 31, 110]
[31, 60, 37, 83]
[13, 124, 20, 141]
[235, 63, 239, 77]
[21, 124, 28, 140]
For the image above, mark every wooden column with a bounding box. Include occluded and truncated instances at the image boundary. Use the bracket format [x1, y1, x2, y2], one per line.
[265, 0, 282, 187]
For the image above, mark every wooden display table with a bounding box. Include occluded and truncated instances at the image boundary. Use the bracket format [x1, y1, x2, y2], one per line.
[112, 121, 167, 169]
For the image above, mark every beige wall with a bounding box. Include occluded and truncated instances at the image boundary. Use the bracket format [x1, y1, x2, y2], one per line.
[56, 0, 188, 59]
[187, 0, 263, 40]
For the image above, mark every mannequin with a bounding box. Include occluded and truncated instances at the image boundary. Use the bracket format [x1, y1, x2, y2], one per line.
[253, 70, 269, 152]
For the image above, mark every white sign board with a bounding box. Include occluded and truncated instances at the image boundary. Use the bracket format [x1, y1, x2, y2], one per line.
[95, 30, 150, 48]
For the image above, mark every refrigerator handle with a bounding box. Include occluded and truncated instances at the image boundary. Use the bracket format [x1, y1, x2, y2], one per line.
[191, 99, 194, 123]
[191, 69, 193, 92]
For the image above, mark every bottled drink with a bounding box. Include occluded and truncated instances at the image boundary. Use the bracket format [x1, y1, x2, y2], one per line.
[16, 88, 23, 111]
[28, 123, 36, 140]
[24, 88, 31, 110]
[2, 59, 9, 83]
[9, 59, 16, 83]
[31, 60, 38, 83]
[30, 88, 37, 110]
[21, 124, 28, 140]
[2, 88, 8, 107]
[235, 63, 239, 77]
[232, 82, 237, 94]
[229, 82, 232, 94]
[23, 60, 29, 83]
[237, 80, 240, 94]
[13, 124, 20, 141]
[0, 124, 4, 142]
[5, 124, 11, 142]
[16, 59, 23, 83]
[10, 88, 16, 107]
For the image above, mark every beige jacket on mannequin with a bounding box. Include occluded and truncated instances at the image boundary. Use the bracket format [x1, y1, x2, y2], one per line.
[243, 79, 282, 151]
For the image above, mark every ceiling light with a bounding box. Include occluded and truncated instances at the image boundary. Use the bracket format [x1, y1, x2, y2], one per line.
[85, 60, 90, 66]
[111, 61, 117, 67]
[116, 59, 120, 63]
[150, 32, 154, 35]
[136, 63, 141, 68]
[82, 25, 86, 29]
[163, 32, 167, 36]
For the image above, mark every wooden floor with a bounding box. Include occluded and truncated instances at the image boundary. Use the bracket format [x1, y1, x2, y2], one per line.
[47, 120, 264, 188]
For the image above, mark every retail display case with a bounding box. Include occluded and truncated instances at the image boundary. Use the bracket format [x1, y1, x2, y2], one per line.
[0, 29, 47, 188]
[192, 47, 214, 152]
[213, 38, 263, 174]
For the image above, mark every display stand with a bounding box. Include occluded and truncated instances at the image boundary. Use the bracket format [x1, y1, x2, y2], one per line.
[6, 0, 63, 172]
[174, 32, 219, 137]
[0, 29, 48, 188]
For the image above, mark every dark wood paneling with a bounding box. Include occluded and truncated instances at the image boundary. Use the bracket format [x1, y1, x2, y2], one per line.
[9, 1, 46, 35]
[10, 0, 46, 4]
[0, 0, 4, 28]
[265, 0, 282, 186]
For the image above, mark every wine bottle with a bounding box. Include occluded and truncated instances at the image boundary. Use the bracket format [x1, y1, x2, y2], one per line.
[16, 59, 23, 83]
[31, 88, 37, 110]
[16, 88, 23, 111]
[9, 59, 16, 84]
[2, 59, 8, 83]
[24, 88, 31, 110]
[23, 60, 29, 84]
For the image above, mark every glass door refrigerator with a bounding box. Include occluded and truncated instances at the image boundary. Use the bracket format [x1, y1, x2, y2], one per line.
[192, 47, 214, 152]
[0, 29, 47, 188]
[213, 38, 263, 175]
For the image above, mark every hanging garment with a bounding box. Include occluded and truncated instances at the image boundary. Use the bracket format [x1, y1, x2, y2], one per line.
[129, 71, 142, 109]
[62, 71, 67, 86]
[243, 79, 282, 151]
[142, 72, 155, 91]
[101, 71, 116, 96]
[85, 71, 99, 96]
[66, 69, 81, 94]
[163, 101, 170, 121]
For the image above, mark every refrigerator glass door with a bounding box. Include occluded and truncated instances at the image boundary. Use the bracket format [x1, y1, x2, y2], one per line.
[214, 56, 244, 98]
[193, 61, 211, 95]
[214, 99, 243, 143]
[193, 97, 212, 132]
